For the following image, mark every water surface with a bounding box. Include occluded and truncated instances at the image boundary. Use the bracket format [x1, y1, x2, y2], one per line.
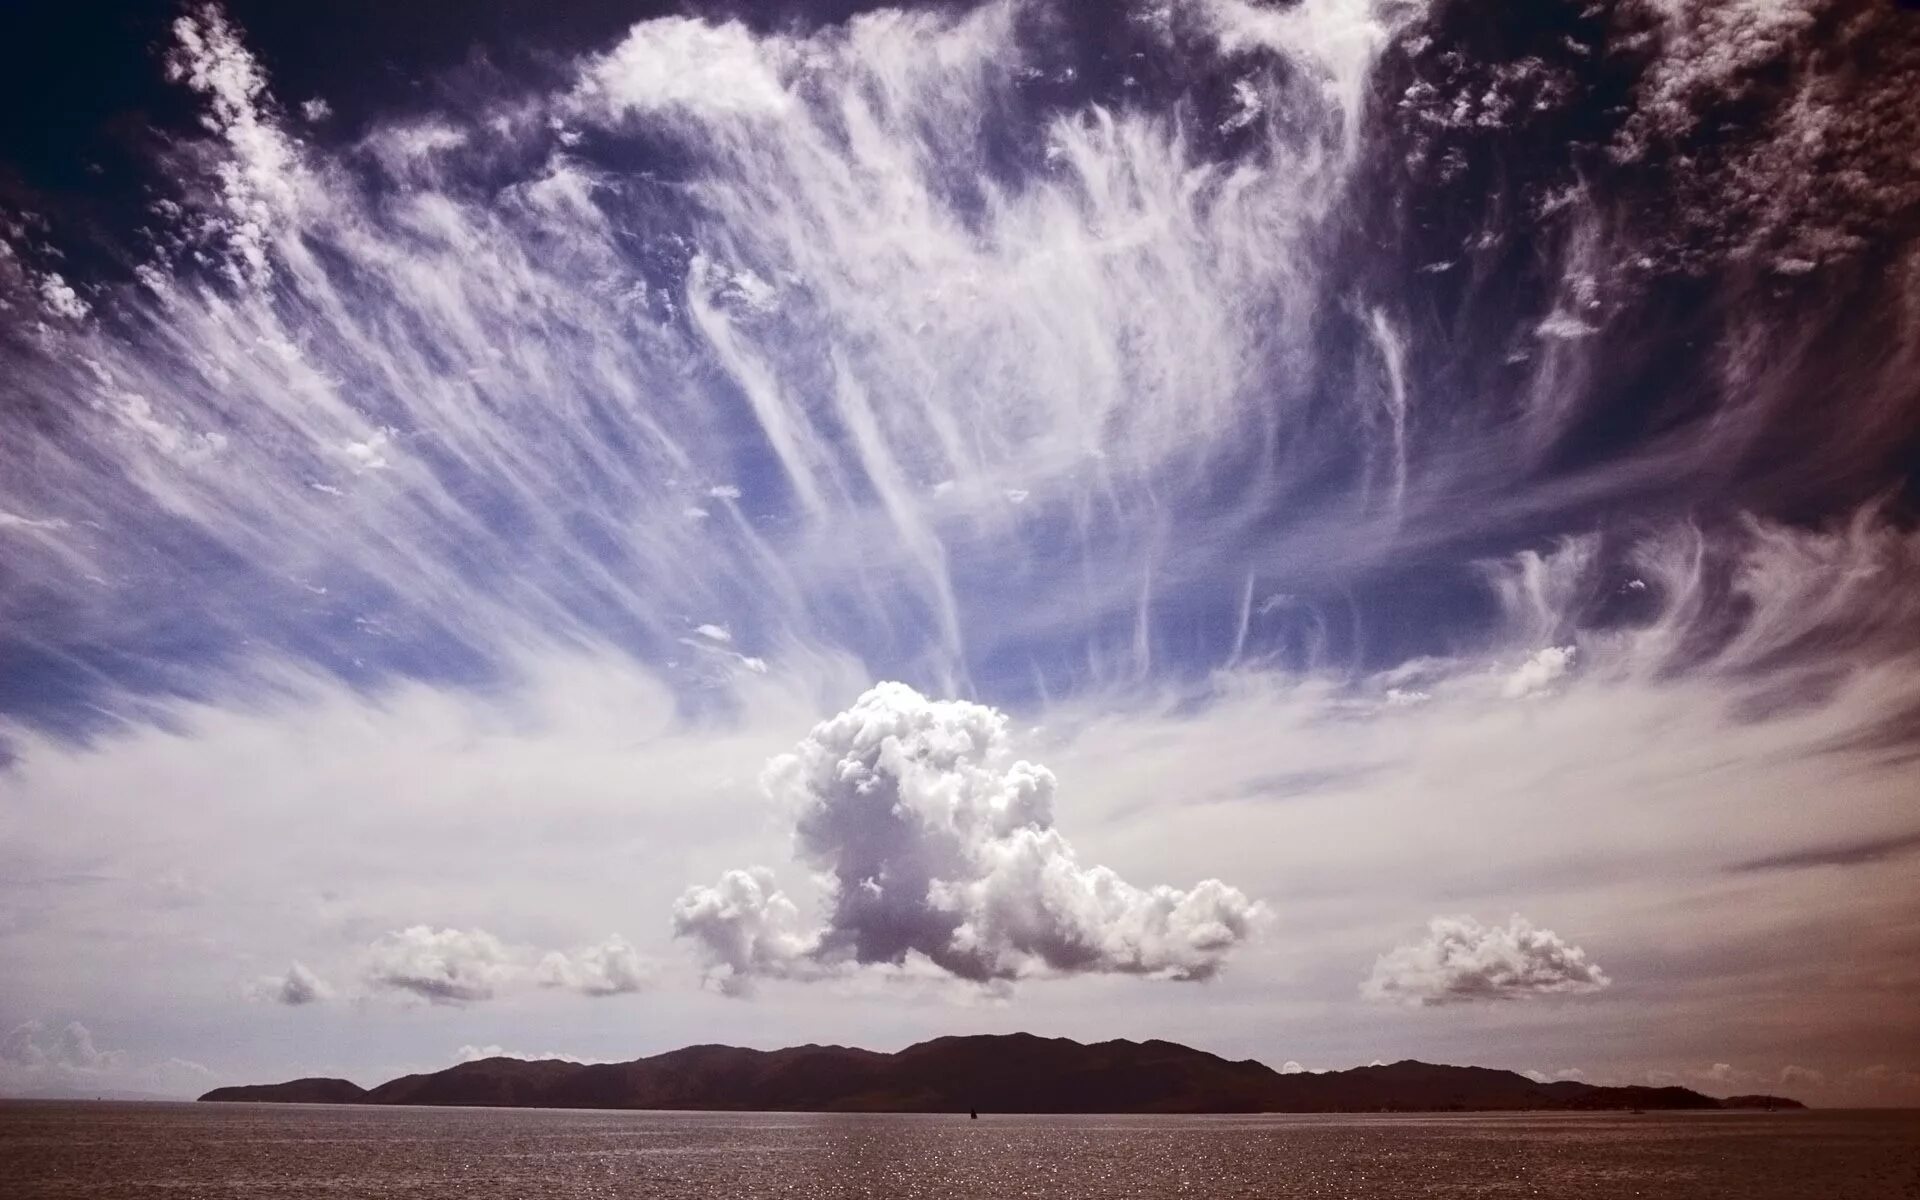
[2, 1102, 1915, 1198]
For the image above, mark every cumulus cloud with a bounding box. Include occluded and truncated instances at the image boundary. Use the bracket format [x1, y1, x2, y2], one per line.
[362, 926, 650, 1003]
[536, 934, 649, 997]
[247, 961, 332, 1005]
[671, 867, 822, 996]
[1502, 646, 1576, 699]
[454, 1044, 606, 1064]
[573, 17, 794, 120]
[37, 273, 89, 321]
[1363, 915, 1610, 1006]
[1, 1020, 120, 1072]
[0, 1021, 217, 1098]
[675, 684, 1265, 990]
[364, 926, 514, 1005]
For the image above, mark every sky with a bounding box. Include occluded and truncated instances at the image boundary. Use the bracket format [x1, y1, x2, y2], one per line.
[0, 0, 1917, 1106]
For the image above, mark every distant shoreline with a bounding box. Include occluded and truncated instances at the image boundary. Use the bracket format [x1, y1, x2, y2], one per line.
[197, 1033, 1806, 1115]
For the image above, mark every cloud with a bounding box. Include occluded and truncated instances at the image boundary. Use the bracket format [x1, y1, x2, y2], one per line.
[163, 4, 308, 284]
[0, 0, 1917, 1103]
[362, 922, 653, 1003]
[454, 1044, 606, 1064]
[573, 17, 794, 120]
[37, 274, 89, 321]
[675, 683, 1265, 990]
[1526, 1066, 1588, 1083]
[1730, 831, 1920, 874]
[1844, 1065, 1920, 1102]
[247, 961, 332, 1005]
[0, 511, 68, 534]
[1, 1021, 120, 1072]
[364, 926, 514, 1005]
[1502, 646, 1575, 699]
[536, 935, 649, 997]
[0, 1021, 218, 1099]
[1363, 915, 1610, 1006]
[671, 867, 821, 996]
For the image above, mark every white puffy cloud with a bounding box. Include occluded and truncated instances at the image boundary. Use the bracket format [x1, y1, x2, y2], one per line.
[671, 867, 819, 996]
[360, 917, 660, 998]
[454, 1044, 606, 1064]
[675, 683, 1265, 989]
[365, 925, 651, 1003]
[536, 935, 649, 997]
[0, 1021, 217, 1099]
[247, 961, 332, 1005]
[1363, 915, 1610, 1006]
[573, 17, 795, 120]
[1, 1020, 120, 1072]
[37, 273, 89, 321]
[1502, 646, 1576, 699]
[364, 926, 514, 1005]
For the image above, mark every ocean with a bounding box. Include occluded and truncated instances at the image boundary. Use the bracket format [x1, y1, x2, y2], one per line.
[2, 1102, 1914, 1198]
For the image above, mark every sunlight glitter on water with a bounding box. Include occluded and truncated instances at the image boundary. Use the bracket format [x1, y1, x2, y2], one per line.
[3, 1103, 1917, 1199]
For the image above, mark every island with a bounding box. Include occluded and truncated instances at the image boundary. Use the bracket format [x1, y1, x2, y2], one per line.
[199, 1033, 1806, 1113]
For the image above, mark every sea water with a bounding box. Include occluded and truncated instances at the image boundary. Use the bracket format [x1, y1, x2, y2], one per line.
[2, 1101, 1915, 1198]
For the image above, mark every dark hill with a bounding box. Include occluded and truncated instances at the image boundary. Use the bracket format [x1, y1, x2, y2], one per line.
[198, 1077, 367, 1104]
[1720, 1094, 1808, 1110]
[199, 1035, 1798, 1113]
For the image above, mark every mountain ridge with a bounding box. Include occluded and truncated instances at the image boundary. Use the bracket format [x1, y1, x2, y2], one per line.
[199, 1034, 1805, 1113]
